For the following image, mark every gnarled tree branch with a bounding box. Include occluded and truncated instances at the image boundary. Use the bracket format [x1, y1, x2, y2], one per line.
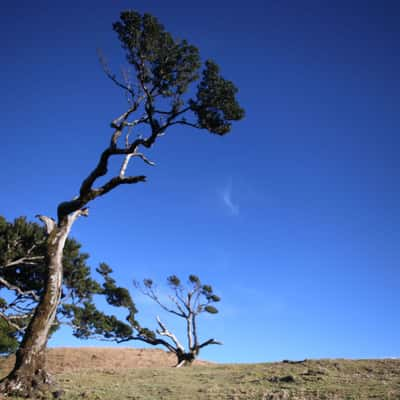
[0, 312, 27, 332]
[156, 316, 185, 353]
[198, 338, 222, 350]
[0, 277, 40, 302]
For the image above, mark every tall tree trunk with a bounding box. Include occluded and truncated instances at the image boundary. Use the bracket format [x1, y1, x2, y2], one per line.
[1, 217, 72, 397]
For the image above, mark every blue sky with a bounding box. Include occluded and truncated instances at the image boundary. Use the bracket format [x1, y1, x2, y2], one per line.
[1, 0, 399, 363]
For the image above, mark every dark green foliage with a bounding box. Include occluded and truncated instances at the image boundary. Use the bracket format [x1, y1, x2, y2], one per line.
[0, 216, 102, 347]
[97, 263, 137, 325]
[201, 284, 221, 306]
[64, 263, 140, 342]
[143, 279, 153, 288]
[0, 319, 18, 355]
[61, 301, 133, 340]
[167, 275, 181, 287]
[0, 216, 47, 296]
[188, 274, 200, 284]
[137, 327, 156, 340]
[191, 61, 245, 134]
[113, 11, 201, 98]
[204, 305, 218, 314]
[111, 10, 244, 136]
[202, 284, 212, 293]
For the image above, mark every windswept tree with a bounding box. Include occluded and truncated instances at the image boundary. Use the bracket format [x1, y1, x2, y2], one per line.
[64, 267, 221, 367]
[0, 216, 101, 353]
[1, 10, 243, 396]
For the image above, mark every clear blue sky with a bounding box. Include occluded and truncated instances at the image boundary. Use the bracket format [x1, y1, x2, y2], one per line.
[1, 0, 399, 363]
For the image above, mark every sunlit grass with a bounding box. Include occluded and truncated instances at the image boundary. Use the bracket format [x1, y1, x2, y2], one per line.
[1, 351, 399, 399]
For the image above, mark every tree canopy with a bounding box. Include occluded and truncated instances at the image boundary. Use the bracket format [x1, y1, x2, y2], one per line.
[105, 10, 244, 137]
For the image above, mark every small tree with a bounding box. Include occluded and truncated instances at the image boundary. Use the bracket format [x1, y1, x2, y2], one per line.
[65, 267, 221, 367]
[1, 10, 243, 396]
[135, 274, 222, 367]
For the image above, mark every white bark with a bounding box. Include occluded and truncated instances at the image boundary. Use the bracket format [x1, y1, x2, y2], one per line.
[156, 316, 185, 353]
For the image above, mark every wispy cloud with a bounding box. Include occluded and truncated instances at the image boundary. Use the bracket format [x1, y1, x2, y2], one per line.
[220, 179, 239, 216]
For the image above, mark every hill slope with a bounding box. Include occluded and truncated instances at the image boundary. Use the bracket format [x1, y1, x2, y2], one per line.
[1, 347, 207, 374]
[1, 348, 399, 399]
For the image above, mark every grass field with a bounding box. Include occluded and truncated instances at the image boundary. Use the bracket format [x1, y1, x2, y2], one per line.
[1, 348, 399, 399]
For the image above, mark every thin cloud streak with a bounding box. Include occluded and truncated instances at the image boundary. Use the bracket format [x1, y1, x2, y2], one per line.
[221, 179, 239, 216]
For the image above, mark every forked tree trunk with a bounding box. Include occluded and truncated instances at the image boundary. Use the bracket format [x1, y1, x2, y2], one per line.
[1, 217, 72, 397]
[175, 350, 197, 368]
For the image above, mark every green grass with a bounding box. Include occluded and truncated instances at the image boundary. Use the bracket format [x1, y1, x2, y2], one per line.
[2, 359, 400, 399]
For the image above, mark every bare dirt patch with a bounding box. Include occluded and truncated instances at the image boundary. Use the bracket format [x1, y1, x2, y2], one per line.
[1, 347, 209, 376]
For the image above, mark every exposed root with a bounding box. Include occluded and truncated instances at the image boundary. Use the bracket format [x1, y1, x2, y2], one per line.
[0, 368, 54, 399]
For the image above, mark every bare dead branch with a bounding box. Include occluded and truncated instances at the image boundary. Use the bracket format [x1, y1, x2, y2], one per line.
[133, 334, 176, 353]
[133, 152, 156, 166]
[2, 256, 44, 270]
[193, 288, 202, 315]
[134, 281, 185, 318]
[169, 120, 200, 130]
[35, 215, 56, 234]
[111, 105, 141, 134]
[168, 294, 186, 316]
[173, 287, 190, 313]
[198, 338, 222, 350]
[0, 312, 26, 332]
[98, 49, 135, 98]
[67, 208, 89, 226]
[7, 314, 32, 321]
[122, 116, 149, 128]
[0, 277, 40, 302]
[154, 106, 191, 117]
[95, 175, 147, 197]
[156, 316, 185, 353]
[119, 154, 133, 178]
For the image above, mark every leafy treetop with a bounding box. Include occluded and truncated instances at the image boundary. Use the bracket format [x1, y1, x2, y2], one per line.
[110, 10, 244, 136]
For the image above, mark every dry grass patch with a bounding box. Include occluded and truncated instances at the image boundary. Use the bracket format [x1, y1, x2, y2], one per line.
[1, 349, 399, 399]
[0, 347, 209, 376]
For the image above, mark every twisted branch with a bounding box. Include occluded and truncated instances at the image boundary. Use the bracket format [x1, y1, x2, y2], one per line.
[156, 316, 185, 353]
[0, 277, 40, 302]
[0, 312, 27, 332]
[198, 338, 222, 350]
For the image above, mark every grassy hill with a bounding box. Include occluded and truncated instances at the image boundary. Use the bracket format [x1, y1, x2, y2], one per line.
[1, 348, 399, 399]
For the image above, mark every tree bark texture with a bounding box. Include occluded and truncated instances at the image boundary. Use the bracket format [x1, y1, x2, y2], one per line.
[1, 217, 72, 397]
